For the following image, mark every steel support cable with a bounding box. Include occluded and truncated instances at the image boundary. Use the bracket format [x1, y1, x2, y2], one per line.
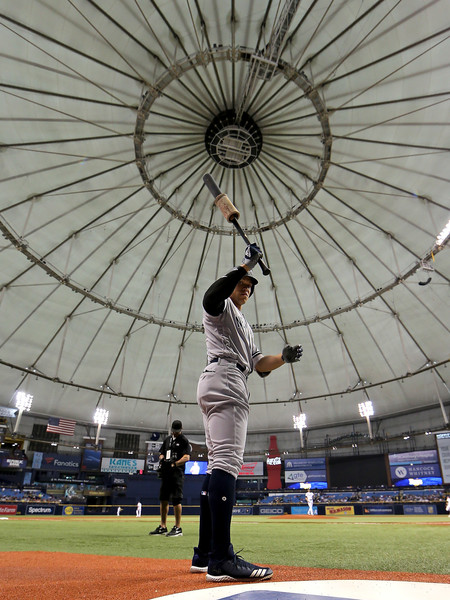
[3, 145, 132, 165]
[319, 186, 450, 286]
[232, 0, 275, 117]
[242, 167, 301, 393]
[298, 0, 388, 72]
[4, 195, 167, 378]
[249, 0, 334, 119]
[135, 216, 205, 397]
[0, 19, 138, 108]
[257, 0, 391, 119]
[0, 89, 133, 146]
[331, 136, 449, 154]
[88, 0, 215, 115]
[0, 13, 143, 83]
[336, 97, 450, 140]
[0, 158, 136, 214]
[68, 0, 155, 84]
[254, 170, 334, 394]
[313, 0, 403, 86]
[1, 185, 146, 283]
[150, 0, 221, 113]
[259, 89, 450, 128]
[1, 355, 447, 408]
[1, 134, 128, 150]
[99, 213, 191, 394]
[321, 25, 450, 90]
[251, 152, 450, 336]
[0, 83, 137, 109]
[337, 150, 447, 166]
[401, 279, 450, 334]
[79, 0, 223, 120]
[193, 0, 228, 108]
[327, 34, 450, 114]
[258, 26, 449, 125]
[169, 203, 217, 396]
[0, 283, 60, 351]
[256, 145, 441, 284]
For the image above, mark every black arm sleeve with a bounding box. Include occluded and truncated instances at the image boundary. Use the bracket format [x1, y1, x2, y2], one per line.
[203, 267, 247, 316]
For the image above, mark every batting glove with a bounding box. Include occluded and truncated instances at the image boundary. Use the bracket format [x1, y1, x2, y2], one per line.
[242, 243, 263, 270]
[282, 344, 303, 363]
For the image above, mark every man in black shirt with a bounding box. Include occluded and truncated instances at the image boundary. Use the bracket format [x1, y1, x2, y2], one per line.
[149, 420, 191, 537]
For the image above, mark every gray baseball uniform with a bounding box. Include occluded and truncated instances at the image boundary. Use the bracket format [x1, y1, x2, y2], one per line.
[197, 267, 264, 479]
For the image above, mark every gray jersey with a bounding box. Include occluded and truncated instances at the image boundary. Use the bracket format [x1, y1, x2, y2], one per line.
[203, 297, 263, 373]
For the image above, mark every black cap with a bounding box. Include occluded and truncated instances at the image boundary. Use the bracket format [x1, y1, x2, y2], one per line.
[171, 420, 182, 432]
[244, 270, 258, 296]
[245, 270, 258, 287]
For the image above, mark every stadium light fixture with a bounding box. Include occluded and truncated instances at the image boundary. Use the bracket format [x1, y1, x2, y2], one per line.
[435, 218, 450, 247]
[94, 407, 109, 445]
[358, 400, 374, 439]
[14, 391, 33, 433]
[293, 413, 307, 448]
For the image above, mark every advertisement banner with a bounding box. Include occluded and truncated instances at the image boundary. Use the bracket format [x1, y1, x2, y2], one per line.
[25, 505, 55, 515]
[232, 507, 253, 515]
[284, 458, 326, 470]
[81, 449, 102, 471]
[389, 450, 438, 465]
[238, 462, 264, 477]
[101, 457, 145, 473]
[436, 433, 450, 484]
[285, 469, 327, 483]
[363, 505, 394, 515]
[258, 506, 285, 515]
[325, 505, 355, 516]
[32, 452, 81, 472]
[0, 457, 27, 469]
[0, 505, 17, 515]
[62, 505, 85, 516]
[403, 504, 437, 515]
[390, 463, 441, 481]
[291, 506, 318, 515]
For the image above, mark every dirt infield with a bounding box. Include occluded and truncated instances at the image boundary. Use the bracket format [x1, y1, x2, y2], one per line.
[1, 552, 449, 600]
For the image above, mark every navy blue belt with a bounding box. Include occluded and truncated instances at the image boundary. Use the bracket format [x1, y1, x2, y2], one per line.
[210, 357, 246, 373]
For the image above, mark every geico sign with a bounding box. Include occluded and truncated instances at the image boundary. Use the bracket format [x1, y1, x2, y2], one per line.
[260, 507, 284, 514]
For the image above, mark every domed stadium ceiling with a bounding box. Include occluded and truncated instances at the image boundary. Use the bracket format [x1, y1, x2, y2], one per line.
[0, 0, 448, 439]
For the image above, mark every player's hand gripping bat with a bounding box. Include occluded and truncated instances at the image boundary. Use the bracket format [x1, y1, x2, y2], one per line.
[203, 173, 271, 276]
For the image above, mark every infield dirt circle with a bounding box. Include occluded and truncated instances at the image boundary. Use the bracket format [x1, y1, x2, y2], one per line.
[1, 551, 449, 600]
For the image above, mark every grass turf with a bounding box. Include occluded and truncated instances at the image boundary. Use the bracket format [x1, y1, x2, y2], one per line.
[1, 515, 449, 574]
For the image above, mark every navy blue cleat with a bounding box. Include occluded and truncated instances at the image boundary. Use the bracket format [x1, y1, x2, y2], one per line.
[206, 545, 273, 582]
[190, 546, 208, 573]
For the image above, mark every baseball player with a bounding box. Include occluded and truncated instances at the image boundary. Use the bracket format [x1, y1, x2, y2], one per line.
[136, 501, 142, 517]
[446, 495, 450, 517]
[190, 243, 303, 582]
[305, 490, 315, 515]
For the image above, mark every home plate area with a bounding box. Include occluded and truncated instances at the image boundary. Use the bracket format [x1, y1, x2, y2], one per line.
[152, 579, 450, 600]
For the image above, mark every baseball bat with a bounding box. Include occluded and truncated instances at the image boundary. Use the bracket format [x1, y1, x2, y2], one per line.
[203, 173, 270, 276]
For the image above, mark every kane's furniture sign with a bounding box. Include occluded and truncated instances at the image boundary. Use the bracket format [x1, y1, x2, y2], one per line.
[101, 457, 145, 473]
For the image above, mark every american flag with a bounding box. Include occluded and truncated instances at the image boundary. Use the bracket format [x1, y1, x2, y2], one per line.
[46, 417, 76, 436]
